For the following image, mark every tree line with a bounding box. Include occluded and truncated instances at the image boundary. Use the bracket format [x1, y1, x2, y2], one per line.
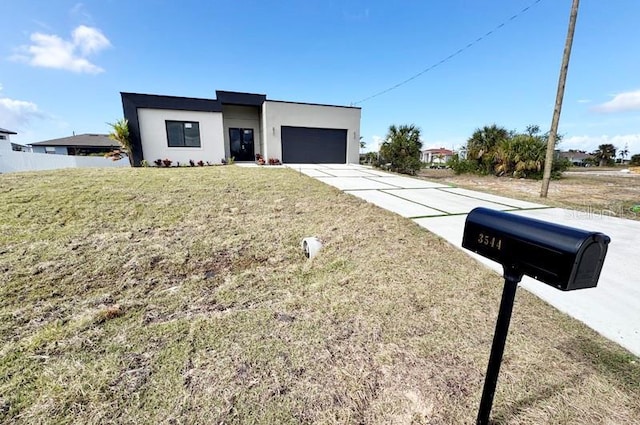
[449, 124, 570, 179]
[371, 123, 638, 178]
[372, 123, 568, 178]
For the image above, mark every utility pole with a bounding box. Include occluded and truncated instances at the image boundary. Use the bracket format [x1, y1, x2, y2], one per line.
[540, 0, 580, 197]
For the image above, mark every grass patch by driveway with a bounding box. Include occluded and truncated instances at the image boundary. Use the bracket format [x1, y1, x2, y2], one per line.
[1, 167, 639, 424]
[418, 168, 640, 221]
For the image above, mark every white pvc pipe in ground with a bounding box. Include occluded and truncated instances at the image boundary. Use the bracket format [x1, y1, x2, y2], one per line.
[301, 237, 322, 259]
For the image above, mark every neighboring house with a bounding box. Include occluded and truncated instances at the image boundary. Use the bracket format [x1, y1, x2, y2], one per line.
[0, 127, 26, 152]
[11, 143, 28, 152]
[1, 128, 128, 173]
[29, 134, 119, 156]
[0, 127, 15, 143]
[559, 150, 592, 166]
[121, 90, 361, 166]
[421, 147, 454, 164]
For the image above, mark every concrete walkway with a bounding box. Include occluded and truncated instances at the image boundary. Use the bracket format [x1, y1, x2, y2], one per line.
[286, 163, 640, 356]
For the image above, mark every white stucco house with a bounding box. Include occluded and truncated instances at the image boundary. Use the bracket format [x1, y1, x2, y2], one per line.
[421, 147, 454, 164]
[0, 127, 27, 152]
[0, 128, 16, 149]
[0, 127, 16, 142]
[121, 91, 362, 166]
[559, 150, 592, 167]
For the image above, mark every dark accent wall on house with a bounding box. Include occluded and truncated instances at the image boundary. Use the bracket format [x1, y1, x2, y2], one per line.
[121, 94, 144, 166]
[215, 91, 266, 106]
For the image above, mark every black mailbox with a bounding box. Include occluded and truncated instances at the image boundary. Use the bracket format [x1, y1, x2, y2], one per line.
[462, 207, 610, 291]
[463, 207, 611, 424]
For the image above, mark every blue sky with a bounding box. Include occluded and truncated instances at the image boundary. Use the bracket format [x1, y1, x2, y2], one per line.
[1, 0, 639, 156]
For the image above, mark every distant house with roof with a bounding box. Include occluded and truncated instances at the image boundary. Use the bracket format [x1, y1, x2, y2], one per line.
[0, 127, 28, 152]
[0, 127, 16, 143]
[421, 147, 454, 165]
[1, 129, 128, 174]
[0, 127, 17, 153]
[29, 134, 119, 156]
[559, 150, 592, 167]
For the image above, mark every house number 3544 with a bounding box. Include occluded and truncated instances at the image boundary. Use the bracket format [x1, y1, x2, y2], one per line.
[477, 233, 502, 250]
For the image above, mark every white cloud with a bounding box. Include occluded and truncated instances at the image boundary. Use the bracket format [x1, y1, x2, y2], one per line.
[73, 25, 110, 55]
[0, 95, 43, 130]
[562, 134, 640, 155]
[70, 3, 94, 24]
[11, 25, 111, 74]
[361, 135, 384, 152]
[593, 90, 640, 113]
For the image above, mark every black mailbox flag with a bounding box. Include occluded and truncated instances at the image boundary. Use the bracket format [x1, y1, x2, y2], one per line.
[463, 207, 610, 291]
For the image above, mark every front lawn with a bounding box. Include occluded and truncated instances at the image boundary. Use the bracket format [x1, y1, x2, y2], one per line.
[1, 167, 638, 424]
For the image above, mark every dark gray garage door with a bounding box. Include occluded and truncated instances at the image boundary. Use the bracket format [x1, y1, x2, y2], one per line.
[281, 126, 347, 163]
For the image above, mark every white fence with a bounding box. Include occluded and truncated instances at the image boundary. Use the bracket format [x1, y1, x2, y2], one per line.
[0, 149, 130, 173]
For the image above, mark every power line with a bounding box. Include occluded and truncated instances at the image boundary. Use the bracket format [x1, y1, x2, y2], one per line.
[352, 0, 544, 105]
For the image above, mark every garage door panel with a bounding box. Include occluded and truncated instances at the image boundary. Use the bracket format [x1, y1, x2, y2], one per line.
[281, 126, 347, 164]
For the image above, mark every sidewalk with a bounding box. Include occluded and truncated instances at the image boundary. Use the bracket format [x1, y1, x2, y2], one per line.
[286, 163, 640, 356]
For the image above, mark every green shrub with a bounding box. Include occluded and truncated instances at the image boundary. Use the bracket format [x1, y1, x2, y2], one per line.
[456, 124, 568, 179]
[360, 152, 378, 165]
[551, 157, 571, 178]
[378, 124, 423, 175]
[447, 155, 478, 175]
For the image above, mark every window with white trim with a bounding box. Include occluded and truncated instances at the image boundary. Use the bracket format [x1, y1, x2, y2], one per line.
[166, 121, 201, 147]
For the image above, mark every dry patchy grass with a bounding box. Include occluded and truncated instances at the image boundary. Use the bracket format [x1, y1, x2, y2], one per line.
[1, 167, 638, 424]
[418, 168, 640, 221]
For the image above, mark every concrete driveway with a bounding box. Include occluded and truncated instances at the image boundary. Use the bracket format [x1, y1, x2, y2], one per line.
[286, 163, 640, 356]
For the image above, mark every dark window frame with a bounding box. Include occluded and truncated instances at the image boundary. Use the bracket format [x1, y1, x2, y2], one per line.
[165, 120, 201, 148]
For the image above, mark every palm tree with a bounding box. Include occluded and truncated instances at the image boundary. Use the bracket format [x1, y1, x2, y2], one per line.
[379, 124, 423, 175]
[511, 134, 545, 177]
[107, 118, 133, 166]
[488, 130, 546, 177]
[492, 138, 513, 176]
[618, 144, 629, 164]
[591, 144, 617, 167]
[466, 125, 510, 173]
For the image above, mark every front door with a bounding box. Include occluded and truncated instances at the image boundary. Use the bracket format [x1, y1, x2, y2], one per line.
[229, 128, 255, 161]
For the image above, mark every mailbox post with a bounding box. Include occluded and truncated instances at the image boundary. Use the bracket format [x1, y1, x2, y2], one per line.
[462, 207, 610, 425]
[475, 268, 521, 424]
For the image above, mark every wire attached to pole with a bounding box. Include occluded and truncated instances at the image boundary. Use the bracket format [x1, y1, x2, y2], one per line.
[352, 0, 544, 106]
